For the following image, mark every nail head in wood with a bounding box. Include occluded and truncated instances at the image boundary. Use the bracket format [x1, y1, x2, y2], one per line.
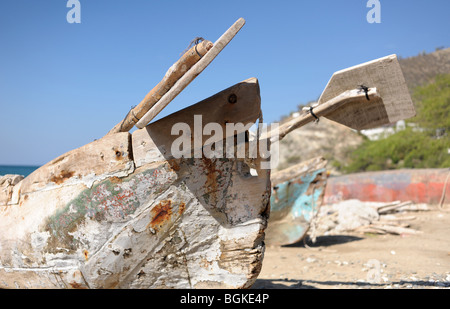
[228, 94, 237, 104]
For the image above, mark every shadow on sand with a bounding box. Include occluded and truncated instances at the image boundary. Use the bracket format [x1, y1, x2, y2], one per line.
[283, 235, 364, 248]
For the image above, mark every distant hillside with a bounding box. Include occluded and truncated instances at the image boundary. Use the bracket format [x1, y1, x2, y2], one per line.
[399, 47, 450, 92]
[275, 47, 450, 174]
[276, 118, 364, 173]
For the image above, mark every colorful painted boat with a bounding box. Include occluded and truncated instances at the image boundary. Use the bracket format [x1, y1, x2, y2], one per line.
[264, 157, 328, 246]
[323, 168, 450, 205]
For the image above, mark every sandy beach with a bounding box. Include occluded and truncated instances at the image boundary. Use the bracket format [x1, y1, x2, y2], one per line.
[253, 206, 450, 289]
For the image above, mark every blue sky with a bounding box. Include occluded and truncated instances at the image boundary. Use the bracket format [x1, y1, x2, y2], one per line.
[0, 0, 449, 166]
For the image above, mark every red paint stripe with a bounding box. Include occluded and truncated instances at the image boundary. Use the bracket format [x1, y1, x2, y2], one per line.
[324, 169, 450, 204]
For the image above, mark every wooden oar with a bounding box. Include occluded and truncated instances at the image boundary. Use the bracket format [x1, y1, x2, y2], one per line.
[107, 39, 213, 135]
[265, 54, 416, 141]
[134, 18, 246, 129]
[276, 87, 381, 140]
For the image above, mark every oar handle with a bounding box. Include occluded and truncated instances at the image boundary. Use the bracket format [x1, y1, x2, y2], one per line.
[135, 18, 246, 129]
[269, 87, 380, 141]
[107, 39, 214, 136]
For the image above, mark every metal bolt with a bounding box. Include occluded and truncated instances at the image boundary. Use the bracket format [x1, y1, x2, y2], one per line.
[228, 94, 237, 104]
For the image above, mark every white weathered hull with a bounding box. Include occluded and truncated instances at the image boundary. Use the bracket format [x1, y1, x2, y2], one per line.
[0, 78, 270, 289]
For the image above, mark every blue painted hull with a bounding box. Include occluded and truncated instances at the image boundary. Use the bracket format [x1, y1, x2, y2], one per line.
[265, 157, 328, 246]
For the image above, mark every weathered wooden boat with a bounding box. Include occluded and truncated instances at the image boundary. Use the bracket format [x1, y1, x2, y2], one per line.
[0, 18, 273, 289]
[265, 157, 328, 246]
[0, 80, 271, 289]
[0, 16, 419, 288]
[324, 168, 450, 206]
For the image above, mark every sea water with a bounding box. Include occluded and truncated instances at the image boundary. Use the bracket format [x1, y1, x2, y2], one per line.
[0, 165, 40, 177]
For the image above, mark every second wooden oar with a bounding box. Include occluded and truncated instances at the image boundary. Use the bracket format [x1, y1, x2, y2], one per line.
[264, 54, 416, 141]
[135, 18, 246, 129]
[107, 39, 213, 135]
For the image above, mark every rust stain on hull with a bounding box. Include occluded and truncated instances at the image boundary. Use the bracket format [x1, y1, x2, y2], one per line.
[148, 200, 174, 232]
[200, 157, 225, 200]
[69, 282, 87, 289]
[167, 159, 181, 172]
[50, 170, 75, 185]
[147, 200, 187, 232]
[178, 202, 186, 215]
[150, 200, 172, 228]
[109, 176, 123, 184]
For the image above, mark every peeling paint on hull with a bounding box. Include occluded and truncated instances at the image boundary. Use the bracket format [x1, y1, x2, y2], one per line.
[265, 157, 328, 246]
[324, 168, 450, 205]
[0, 157, 269, 289]
[0, 78, 269, 289]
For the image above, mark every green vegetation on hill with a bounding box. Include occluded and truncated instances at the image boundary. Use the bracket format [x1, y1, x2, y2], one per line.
[276, 48, 450, 174]
[342, 74, 450, 173]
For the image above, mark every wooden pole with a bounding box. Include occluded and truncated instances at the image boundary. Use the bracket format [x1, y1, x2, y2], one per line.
[134, 18, 246, 129]
[107, 39, 213, 135]
[267, 87, 380, 141]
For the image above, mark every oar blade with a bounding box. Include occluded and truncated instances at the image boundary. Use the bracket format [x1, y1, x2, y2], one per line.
[319, 54, 416, 130]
